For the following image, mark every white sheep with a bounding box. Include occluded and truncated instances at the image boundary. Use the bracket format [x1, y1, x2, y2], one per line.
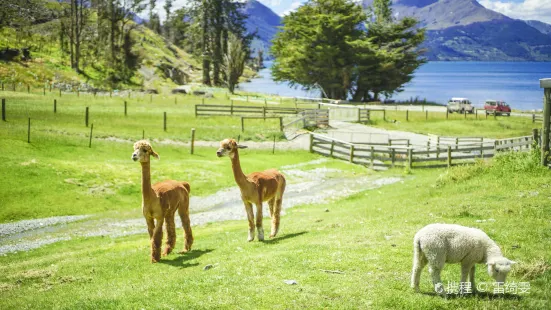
[411, 223, 515, 295]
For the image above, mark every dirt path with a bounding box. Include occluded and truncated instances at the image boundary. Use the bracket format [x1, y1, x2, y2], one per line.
[0, 160, 402, 255]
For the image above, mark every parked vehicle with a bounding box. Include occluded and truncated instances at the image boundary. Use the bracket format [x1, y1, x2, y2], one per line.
[447, 98, 475, 114]
[484, 100, 511, 116]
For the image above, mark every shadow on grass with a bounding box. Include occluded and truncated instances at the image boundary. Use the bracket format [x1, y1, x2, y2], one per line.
[263, 231, 307, 245]
[421, 291, 522, 300]
[159, 248, 214, 268]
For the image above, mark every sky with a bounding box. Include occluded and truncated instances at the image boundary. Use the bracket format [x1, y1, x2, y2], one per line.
[145, 0, 551, 24]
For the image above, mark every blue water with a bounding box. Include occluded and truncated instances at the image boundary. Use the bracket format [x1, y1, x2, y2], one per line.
[239, 61, 551, 110]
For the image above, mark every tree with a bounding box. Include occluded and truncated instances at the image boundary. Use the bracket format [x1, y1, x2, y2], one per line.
[271, 0, 425, 101]
[271, 0, 365, 100]
[163, 0, 174, 39]
[223, 33, 246, 93]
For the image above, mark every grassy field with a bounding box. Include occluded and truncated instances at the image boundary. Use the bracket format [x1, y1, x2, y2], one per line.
[0, 91, 316, 144]
[367, 110, 537, 139]
[0, 150, 549, 309]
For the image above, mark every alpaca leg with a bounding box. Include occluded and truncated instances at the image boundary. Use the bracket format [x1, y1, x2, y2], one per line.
[270, 198, 282, 238]
[255, 202, 264, 241]
[163, 213, 176, 256]
[145, 217, 155, 239]
[178, 198, 193, 253]
[244, 201, 255, 242]
[151, 217, 164, 263]
[411, 254, 427, 291]
[268, 198, 275, 217]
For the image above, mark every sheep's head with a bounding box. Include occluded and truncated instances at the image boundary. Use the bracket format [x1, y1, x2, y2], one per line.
[132, 140, 159, 163]
[487, 257, 516, 283]
[216, 139, 247, 158]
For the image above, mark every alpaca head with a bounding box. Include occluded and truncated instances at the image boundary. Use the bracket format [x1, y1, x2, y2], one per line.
[132, 140, 160, 163]
[487, 257, 516, 283]
[216, 138, 247, 158]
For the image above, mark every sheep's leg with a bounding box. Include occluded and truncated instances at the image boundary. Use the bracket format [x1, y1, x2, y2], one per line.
[469, 265, 476, 293]
[177, 197, 193, 253]
[460, 264, 474, 295]
[243, 201, 255, 242]
[255, 201, 264, 241]
[411, 255, 427, 291]
[428, 265, 445, 296]
[151, 217, 164, 263]
[162, 212, 176, 256]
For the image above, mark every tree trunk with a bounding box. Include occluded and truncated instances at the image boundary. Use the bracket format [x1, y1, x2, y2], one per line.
[201, 0, 211, 85]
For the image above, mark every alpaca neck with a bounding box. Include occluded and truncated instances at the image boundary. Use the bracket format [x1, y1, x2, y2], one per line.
[140, 161, 154, 202]
[230, 150, 250, 189]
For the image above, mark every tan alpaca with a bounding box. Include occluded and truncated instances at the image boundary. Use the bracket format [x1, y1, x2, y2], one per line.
[216, 139, 286, 241]
[131, 140, 193, 263]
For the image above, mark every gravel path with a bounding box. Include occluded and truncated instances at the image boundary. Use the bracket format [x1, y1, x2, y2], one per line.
[0, 160, 402, 255]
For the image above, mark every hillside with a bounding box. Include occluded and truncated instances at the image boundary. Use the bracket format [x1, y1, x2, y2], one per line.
[524, 20, 551, 36]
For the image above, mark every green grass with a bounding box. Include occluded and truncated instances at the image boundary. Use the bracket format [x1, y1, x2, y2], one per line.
[0, 151, 549, 309]
[367, 110, 537, 138]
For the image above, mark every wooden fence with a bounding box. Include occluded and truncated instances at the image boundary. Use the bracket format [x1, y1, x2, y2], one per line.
[195, 104, 303, 117]
[310, 133, 535, 169]
[533, 114, 543, 123]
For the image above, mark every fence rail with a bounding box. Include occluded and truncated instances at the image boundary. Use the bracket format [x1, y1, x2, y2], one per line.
[195, 104, 304, 117]
[310, 133, 535, 169]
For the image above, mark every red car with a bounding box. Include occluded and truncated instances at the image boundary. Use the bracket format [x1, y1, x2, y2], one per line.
[484, 100, 511, 116]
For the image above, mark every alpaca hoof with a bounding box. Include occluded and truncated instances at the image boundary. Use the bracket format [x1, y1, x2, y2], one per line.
[258, 228, 264, 241]
[151, 258, 159, 263]
[177, 249, 190, 254]
[269, 233, 277, 238]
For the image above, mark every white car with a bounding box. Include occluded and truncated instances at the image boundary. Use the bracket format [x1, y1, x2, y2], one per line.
[447, 97, 475, 114]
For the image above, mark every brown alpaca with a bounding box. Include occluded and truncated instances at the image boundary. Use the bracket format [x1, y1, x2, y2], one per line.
[216, 139, 286, 241]
[131, 140, 193, 263]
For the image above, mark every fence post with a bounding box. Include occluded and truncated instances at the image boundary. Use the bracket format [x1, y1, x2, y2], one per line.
[494, 140, 498, 154]
[309, 134, 314, 153]
[49, 84, 52, 92]
[59, 88, 62, 97]
[391, 148, 395, 168]
[163, 112, 167, 131]
[279, 117, 283, 132]
[464, 110, 467, 119]
[190, 128, 195, 154]
[54, 99, 57, 113]
[447, 146, 451, 168]
[476, 109, 478, 119]
[27, 84, 30, 93]
[43, 86, 45, 96]
[426, 141, 430, 157]
[407, 148, 412, 170]
[446, 109, 448, 120]
[533, 128, 539, 146]
[370, 146, 374, 169]
[231, 100, 234, 115]
[241, 117, 244, 132]
[124, 101, 127, 116]
[142, 129, 145, 139]
[350, 145, 355, 163]
[532, 114, 535, 123]
[85, 107, 89, 127]
[330, 141, 335, 157]
[436, 136, 440, 159]
[264, 98, 267, 106]
[425, 110, 428, 120]
[358, 108, 361, 123]
[455, 137, 459, 150]
[480, 139, 484, 158]
[1, 98, 5, 121]
[89, 124, 93, 148]
[406, 110, 409, 121]
[263, 106, 266, 119]
[493, 111, 497, 120]
[28, 118, 31, 143]
[542, 81, 551, 166]
[383, 109, 386, 121]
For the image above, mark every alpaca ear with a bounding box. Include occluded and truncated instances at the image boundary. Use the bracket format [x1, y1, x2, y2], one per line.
[509, 260, 517, 265]
[238, 145, 248, 149]
[152, 151, 160, 159]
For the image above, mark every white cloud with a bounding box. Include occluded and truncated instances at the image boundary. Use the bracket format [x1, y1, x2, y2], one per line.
[137, 0, 189, 22]
[480, 0, 551, 24]
[281, 1, 303, 16]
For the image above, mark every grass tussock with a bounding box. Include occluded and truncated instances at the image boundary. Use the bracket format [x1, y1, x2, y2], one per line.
[513, 258, 551, 281]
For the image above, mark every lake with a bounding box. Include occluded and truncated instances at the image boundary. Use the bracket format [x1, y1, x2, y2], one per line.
[238, 61, 551, 110]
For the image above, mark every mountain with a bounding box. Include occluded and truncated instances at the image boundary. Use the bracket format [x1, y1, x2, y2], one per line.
[524, 20, 551, 36]
[244, 0, 282, 57]
[362, 0, 551, 61]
